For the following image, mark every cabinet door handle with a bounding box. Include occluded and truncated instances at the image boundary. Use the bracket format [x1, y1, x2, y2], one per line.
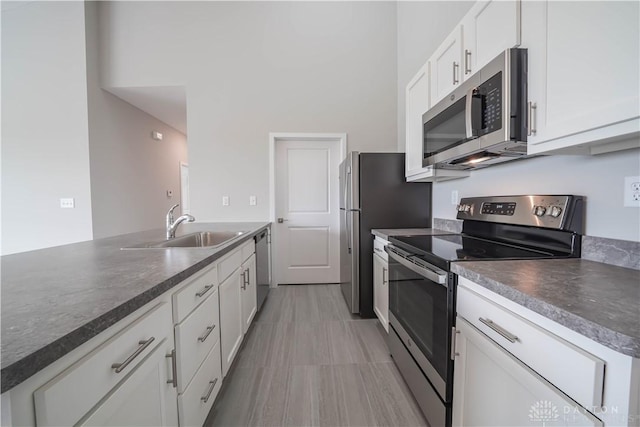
[196, 284, 214, 298]
[382, 268, 388, 285]
[464, 49, 472, 75]
[166, 349, 177, 387]
[241, 271, 246, 290]
[111, 337, 155, 373]
[198, 325, 216, 343]
[527, 102, 537, 136]
[201, 378, 219, 403]
[453, 62, 459, 85]
[479, 318, 519, 343]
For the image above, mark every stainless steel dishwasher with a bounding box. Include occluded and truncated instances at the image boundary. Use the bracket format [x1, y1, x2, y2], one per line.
[254, 228, 271, 311]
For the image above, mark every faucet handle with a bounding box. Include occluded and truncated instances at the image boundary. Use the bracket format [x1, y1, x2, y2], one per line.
[167, 203, 180, 223]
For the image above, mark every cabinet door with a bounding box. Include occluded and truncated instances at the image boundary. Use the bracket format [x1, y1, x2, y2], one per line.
[372, 252, 389, 333]
[526, 1, 640, 153]
[452, 317, 602, 427]
[461, 0, 520, 78]
[405, 63, 429, 179]
[429, 26, 463, 106]
[79, 338, 178, 426]
[241, 254, 257, 334]
[219, 269, 243, 377]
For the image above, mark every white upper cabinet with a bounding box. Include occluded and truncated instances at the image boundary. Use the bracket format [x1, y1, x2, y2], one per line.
[523, 1, 640, 155]
[429, 26, 463, 106]
[461, 0, 521, 77]
[405, 63, 430, 179]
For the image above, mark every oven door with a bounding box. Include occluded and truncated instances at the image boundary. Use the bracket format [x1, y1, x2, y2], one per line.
[386, 246, 454, 403]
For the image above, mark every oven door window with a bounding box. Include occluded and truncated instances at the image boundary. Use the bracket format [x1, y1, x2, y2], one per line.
[388, 257, 449, 382]
[423, 97, 467, 159]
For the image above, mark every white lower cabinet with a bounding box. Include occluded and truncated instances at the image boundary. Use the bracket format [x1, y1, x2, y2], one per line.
[6, 234, 268, 427]
[79, 337, 178, 427]
[219, 267, 244, 377]
[178, 340, 222, 427]
[241, 253, 257, 334]
[174, 289, 220, 393]
[452, 317, 602, 427]
[454, 277, 640, 427]
[372, 237, 389, 333]
[33, 302, 177, 427]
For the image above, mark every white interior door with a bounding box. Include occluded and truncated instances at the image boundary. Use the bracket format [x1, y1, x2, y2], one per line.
[273, 135, 344, 285]
[179, 162, 190, 214]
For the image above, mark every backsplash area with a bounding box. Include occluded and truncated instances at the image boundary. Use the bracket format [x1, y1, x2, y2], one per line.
[433, 218, 640, 271]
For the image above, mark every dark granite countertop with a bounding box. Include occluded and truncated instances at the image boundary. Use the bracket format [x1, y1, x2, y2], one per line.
[452, 259, 640, 358]
[1, 222, 270, 393]
[371, 228, 454, 240]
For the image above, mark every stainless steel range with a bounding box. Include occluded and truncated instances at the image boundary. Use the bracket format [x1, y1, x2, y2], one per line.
[385, 195, 585, 427]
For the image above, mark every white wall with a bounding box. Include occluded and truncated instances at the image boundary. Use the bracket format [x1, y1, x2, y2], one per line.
[84, 2, 188, 239]
[99, 1, 398, 222]
[397, 1, 640, 242]
[1, 1, 94, 255]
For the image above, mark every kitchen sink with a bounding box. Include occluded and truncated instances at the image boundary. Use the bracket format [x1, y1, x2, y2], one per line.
[124, 231, 247, 249]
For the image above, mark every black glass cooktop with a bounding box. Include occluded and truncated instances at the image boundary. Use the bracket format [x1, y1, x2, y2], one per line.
[390, 234, 557, 265]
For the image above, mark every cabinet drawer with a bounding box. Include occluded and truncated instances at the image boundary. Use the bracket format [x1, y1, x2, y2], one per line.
[175, 289, 220, 393]
[178, 341, 222, 427]
[34, 302, 172, 426]
[241, 239, 255, 262]
[456, 283, 605, 409]
[373, 237, 389, 262]
[172, 265, 218, 323]
[218, 249, 242, 283]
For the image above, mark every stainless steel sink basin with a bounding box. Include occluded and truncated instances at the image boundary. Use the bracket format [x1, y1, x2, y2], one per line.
[124, 231, 247, 249]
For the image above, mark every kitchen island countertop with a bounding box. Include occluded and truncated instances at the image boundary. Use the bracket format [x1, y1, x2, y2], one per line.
[452, 259, 640, 358]
[1, 222, 270, 393]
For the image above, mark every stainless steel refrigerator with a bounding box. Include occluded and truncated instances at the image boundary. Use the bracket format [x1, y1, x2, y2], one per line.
[339, 152, 432, 316]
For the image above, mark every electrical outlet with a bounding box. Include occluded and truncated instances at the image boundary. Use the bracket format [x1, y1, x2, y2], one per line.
[249, 196, 257, 206]
[451, 190, 459, 205]
[624, 176, 640, 207]
[60, 198, 75, 208]
[222, 196, 230, 206]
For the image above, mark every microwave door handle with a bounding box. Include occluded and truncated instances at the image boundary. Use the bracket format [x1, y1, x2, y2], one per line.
[465, 87, 475, 139]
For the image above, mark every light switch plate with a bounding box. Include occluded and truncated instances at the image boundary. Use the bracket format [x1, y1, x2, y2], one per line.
[249, 196, 257, 206]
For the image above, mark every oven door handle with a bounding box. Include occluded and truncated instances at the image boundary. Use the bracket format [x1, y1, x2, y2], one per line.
[386, 247, 447, 285]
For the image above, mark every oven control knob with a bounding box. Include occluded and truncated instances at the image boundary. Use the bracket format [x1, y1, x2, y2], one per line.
[457, 204, 471, 213]
[550, 205, 563, 218]
[533, 205, 547, 217]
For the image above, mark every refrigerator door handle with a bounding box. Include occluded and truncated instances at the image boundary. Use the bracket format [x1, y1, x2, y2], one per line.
[346, 209, 351, 253]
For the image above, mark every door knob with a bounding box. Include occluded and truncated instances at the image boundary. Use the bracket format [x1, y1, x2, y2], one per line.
[277, 218, 288, 223]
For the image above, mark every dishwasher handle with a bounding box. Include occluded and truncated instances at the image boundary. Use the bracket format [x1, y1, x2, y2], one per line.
[385, 246, 447, 285]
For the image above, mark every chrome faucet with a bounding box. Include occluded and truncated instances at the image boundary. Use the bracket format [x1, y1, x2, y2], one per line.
[166, 203, 195, 239]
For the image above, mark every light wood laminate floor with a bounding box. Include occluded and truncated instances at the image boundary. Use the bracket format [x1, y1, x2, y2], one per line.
[205, 284, 427, 427]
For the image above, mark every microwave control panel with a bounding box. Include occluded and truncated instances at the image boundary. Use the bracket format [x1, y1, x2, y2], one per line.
[478, 72, 502, 134]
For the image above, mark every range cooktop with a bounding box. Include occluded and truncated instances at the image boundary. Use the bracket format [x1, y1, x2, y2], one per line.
[390, 234, 559, 263]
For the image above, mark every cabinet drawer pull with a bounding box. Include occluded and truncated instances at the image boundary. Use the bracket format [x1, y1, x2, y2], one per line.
[374, 247, 383, 253]
[479, 317, 519, 343]
[453, 62, 460, 85]
[464, 49, 472, 75]
[198, 325, 216, 343]
[201, 378, 219, 403]
[196, 284, 214, 298]
[166, 349, 177, 387]
[111, 337, 155, 373]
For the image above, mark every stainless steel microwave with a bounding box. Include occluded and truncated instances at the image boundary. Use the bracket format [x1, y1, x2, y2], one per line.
[423, 48, 528, 170]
